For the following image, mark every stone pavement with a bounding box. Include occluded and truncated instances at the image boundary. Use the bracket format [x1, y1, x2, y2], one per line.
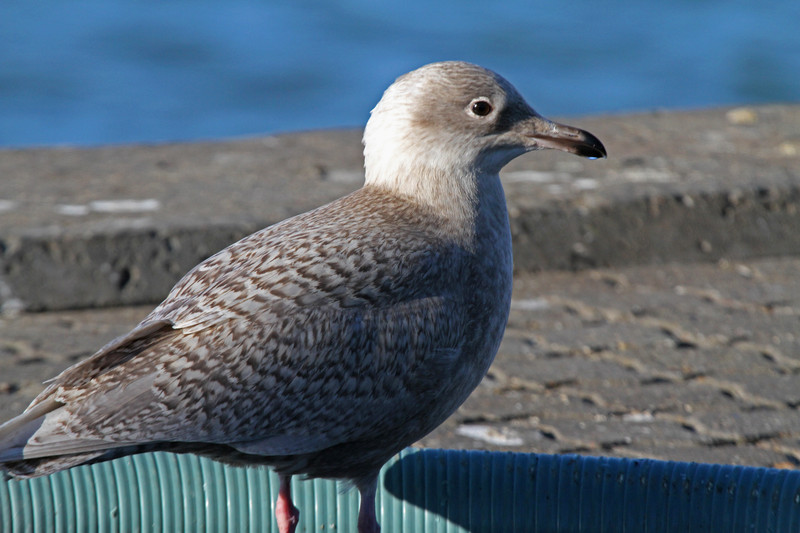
[421, 256, 800, 469]
[2, 256, 799, 469]
[1, 105, 800, 469]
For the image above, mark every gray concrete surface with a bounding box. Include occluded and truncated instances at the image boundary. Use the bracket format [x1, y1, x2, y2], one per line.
[2, 105, 799, 311]
[1, 105, 799, 469]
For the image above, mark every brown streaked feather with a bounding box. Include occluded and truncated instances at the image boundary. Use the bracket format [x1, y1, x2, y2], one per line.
[1, 186, 482, 472]
[31, 320, 177, 407]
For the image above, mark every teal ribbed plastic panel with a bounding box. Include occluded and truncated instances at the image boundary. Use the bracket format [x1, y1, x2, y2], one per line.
[3, 449, 800, 532]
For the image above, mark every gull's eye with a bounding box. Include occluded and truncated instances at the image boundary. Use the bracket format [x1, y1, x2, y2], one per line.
[470, 99, 493, 117]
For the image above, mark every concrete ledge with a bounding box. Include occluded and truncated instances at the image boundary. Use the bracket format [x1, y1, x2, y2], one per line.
[1, 105, 799, 312]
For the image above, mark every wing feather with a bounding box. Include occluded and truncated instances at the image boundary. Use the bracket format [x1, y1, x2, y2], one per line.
[2, 189, 470, 463]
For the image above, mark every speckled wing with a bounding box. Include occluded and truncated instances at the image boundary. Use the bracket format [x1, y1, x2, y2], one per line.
[8, 188, 471, 461]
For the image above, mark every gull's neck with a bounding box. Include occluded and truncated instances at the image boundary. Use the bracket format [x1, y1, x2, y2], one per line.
[367, 159, 477, 217]
[363, 150, 509, 250]
[363, 117, 483, 227]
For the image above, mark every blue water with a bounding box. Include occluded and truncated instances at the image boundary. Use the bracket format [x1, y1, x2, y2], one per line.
[1, 1, 799, 147]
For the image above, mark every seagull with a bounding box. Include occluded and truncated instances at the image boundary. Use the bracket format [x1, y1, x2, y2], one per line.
[0, 61, 606, 533]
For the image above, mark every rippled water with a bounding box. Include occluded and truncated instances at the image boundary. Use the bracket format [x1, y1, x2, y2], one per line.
[1, 1, 798, 146]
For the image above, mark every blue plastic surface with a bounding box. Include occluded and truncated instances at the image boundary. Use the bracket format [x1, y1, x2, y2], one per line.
[3, 449, 800, 532]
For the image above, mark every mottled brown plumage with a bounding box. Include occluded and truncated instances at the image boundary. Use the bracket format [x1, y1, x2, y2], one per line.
[0, 61, 606, 533]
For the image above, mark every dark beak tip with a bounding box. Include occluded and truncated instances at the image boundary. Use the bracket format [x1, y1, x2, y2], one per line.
[579, 143, 608, 160]
[576, 130, 608, 160]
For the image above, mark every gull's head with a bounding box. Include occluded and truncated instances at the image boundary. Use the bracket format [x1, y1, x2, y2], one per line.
[363, 61, 606, 191]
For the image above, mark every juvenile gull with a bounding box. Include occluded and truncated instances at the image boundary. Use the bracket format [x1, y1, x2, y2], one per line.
[0, 61, 606, 533]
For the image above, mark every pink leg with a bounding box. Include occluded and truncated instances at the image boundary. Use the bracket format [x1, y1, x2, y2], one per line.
[276, 474, 300, 533]
[357, 476, 381, 533]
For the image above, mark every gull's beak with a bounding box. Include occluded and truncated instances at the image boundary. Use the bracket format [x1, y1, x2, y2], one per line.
[519, 113, 607, 160]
